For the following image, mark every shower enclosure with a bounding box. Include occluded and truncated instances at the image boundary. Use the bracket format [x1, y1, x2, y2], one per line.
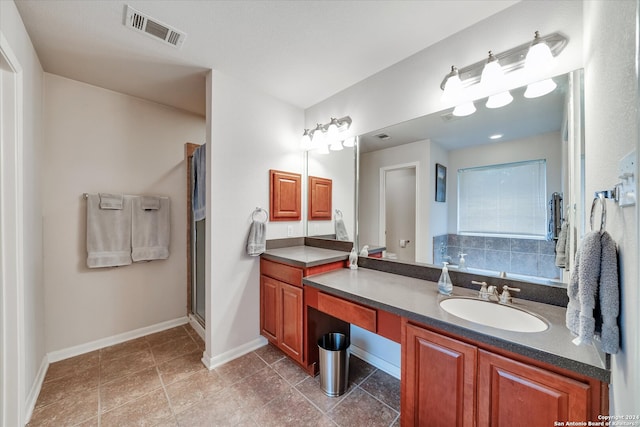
[186, 143, 205, 326]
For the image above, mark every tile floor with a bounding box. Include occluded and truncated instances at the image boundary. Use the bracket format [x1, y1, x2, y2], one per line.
[29, 324, 401, 426]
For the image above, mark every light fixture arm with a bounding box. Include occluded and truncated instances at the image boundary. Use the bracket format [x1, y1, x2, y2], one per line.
[439, 31, 568, 90]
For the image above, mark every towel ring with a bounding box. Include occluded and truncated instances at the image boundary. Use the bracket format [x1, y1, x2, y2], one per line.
[252, 207, 269, 223]
[590, 194, 607, 232]
[334, 209, 343, 220]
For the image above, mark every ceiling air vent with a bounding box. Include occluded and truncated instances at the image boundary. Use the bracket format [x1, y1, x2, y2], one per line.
[124, 5, 187, 49]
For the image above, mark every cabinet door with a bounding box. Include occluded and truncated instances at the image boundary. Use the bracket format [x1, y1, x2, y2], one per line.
[478, 350, 591, 427]
[260, 275, 279, 342]
[279, 282, 304, 363]
[402, 323, 476, 427]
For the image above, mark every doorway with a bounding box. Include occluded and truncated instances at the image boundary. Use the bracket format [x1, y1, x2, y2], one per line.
[380, 164, 417, 263]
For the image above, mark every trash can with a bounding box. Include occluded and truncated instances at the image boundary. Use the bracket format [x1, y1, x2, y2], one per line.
[317, 333, 350, 397]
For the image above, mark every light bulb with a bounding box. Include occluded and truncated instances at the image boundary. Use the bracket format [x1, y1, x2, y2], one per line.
[486, 91, 513, 109]
[329, 139, 344, 151]
[342, 136, 356, 147]
[317, 142, 330, 154]
[524, 78, 557, 98]
[453, 101, 476, 117]
[300, 129, 312, 150]
[480, 51, 505, 93]
[524, 31, 554, 76]
[441, 66, 463, 104]
[311, 124, 325, 149]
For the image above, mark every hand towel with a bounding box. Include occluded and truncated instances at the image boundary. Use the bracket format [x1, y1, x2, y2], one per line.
[86, 194, 132, 268]
[141, 196, 160, 210]
[555, 219, 568, 268]
[335, 218, 349, 241]
[246, 220, 266, 256]
[99, 193, 124, 210]
[598, 232, 619, 354]
[131, 196, 171, 262]
[566, 230, 620, 354]
[193, 144, 206, 221]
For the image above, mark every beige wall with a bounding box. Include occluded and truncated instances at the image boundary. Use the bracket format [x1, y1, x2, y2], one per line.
[0, 0, 45, 423]
[42, 73, 206, 353]
[584, 0, 639, 414]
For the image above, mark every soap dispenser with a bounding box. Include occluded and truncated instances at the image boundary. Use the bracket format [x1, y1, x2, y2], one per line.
[438, 262, 453, 295]
[359, 245, 369, 257]
[349, 247, 358, 270]
[458, 253, 467, 271]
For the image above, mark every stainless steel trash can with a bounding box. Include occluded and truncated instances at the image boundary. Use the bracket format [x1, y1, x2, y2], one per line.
[317, 333, 350, 397]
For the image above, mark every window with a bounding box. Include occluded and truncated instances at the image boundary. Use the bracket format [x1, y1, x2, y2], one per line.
[457, 160, 547, 238]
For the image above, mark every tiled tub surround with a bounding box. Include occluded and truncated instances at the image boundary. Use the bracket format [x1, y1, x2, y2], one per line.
[433, 234, 562, 280]
[29, 324, 400, 427]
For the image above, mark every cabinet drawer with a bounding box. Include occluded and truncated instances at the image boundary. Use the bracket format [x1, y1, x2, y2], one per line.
[261, 259, 303, 287]
[318, 292, 376, 332]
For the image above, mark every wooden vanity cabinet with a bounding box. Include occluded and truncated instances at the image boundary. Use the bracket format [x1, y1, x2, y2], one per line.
[260, 258, 346, 368]
[402, 321, 607, 427]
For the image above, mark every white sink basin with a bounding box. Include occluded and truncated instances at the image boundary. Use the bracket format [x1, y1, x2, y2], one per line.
[439, 297, 548, 333]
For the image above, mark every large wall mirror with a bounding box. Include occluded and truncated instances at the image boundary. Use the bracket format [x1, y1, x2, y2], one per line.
[356, 69, 585, 286]
[305, 147, 356, 243]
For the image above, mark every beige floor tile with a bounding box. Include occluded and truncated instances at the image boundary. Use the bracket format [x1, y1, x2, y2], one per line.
[100, 367, 162, 413]
[157, 349, 206, 386]
[253, 343, 286, 365]
[145, 325, 190, 348]
[100, 348, 156, 383]
[348, 355, 376, 386]
[360, 369, 401, 411]
[74, 416, 99, 427]
[150, 334, 199, 364]
[36, 365, 99, 408]
[100, 388, 172, 427]
[100, 337, 150, 362]
[252, 387, 324, 427]
[327, 387, 398, 427]
[165, 368, 226, 415]
[215, 351, 268, 385]
[28, 388, 98, 427]
[44, 351, 99, 383]
[175, 388, 255, 427]
[272, 356, 309, 385]
[227, 367, 292, 412]
[295, 375, 348, 413]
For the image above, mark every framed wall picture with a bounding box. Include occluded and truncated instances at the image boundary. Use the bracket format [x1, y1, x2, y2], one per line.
[435, 163, 447, 202]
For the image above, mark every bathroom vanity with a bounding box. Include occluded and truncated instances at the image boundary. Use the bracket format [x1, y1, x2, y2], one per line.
[260, 247, 609, 426]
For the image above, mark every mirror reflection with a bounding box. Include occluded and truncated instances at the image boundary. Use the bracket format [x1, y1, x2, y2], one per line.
[357, 70, 583, 284]
[306, 147, 356, 242]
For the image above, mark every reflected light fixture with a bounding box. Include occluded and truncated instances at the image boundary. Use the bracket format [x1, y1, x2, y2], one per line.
[524, 78, 557, 98]
[453, 101, 476, 117]
[489, 133, 503, 140]
[300, 116, 353, 152]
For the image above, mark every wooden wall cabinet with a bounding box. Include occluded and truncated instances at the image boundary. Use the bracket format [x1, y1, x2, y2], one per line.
[270, 169, 301, 221]
[308, 176, 332, 220]
[402, 321, 607, 427]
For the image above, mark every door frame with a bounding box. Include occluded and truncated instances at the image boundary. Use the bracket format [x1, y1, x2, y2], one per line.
[0, 30, 26, 426]
[378, 162, 420, 256]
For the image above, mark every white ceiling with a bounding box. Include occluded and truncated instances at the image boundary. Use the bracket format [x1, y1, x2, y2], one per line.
[15, 0, 519, 116]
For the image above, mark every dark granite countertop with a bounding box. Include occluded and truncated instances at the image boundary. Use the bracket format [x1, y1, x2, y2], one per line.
[262, 245, 350, 268]
[303, 267, 610, 383]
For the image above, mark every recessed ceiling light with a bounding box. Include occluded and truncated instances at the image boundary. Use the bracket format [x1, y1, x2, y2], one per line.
[489, 134, 503, 140]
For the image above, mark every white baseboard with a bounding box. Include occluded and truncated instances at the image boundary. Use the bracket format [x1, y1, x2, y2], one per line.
[350, 344, 401, 379]
[188, 315, 205, 341]
[47, 316, 189, 363]
[24, 354, 49, 423]
[201, 336, 268, 370]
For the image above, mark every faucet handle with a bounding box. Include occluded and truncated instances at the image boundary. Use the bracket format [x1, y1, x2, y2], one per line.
[499, 285, 521, 304]
[472, 281, 489, 300]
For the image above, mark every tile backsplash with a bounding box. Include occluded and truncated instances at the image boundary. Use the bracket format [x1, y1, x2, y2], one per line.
[433, 234, 561, 280]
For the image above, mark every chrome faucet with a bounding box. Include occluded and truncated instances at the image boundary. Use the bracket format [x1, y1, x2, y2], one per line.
[499, 285, 521, 304]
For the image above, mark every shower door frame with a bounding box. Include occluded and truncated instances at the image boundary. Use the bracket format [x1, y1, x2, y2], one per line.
[185, 143, 205, 326]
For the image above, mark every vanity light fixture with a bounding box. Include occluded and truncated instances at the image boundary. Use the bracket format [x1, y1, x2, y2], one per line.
[300, 116, 353, 152]
[440, 31, 568, 113]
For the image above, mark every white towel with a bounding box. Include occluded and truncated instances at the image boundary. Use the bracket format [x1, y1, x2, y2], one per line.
[99, 193, 123, 210]
[131, 196, 171, 262]
[335, 218, 349, 241]
[193, 144, 206, 221]
[86, 194, 132, 268]
[555, 219, 568, 268]
[246, 220, 266, 256]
